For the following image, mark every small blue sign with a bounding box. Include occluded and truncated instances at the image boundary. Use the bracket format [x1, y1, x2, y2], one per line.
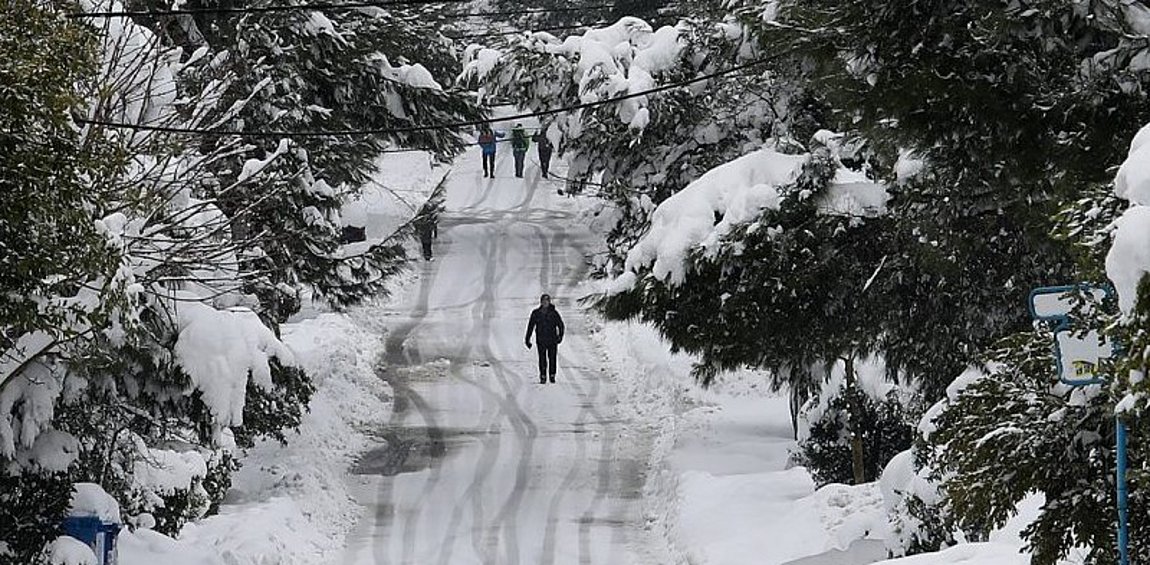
[1028, 284, 1116, 386]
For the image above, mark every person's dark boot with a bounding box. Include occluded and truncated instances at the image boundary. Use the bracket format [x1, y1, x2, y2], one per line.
[549, 374, 555, 383]
[539, 375, 547, 384]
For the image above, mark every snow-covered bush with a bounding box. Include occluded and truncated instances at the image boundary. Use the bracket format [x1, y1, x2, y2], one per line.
[793, 357, 915, 487]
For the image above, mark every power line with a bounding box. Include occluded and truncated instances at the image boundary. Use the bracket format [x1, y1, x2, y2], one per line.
[74, 56, 772, 138]
[67, 0, 614, 19]
[68, 0, 461, 18]
[448, 21, 607, 40]
[450, 13, 686, 40]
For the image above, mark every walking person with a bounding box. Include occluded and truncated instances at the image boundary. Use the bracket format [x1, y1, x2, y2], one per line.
[414, 214, 436, 260]
[532, 130, 554, 178]
[478, 126, 503, 178]
[525, 293, 564, 384]
[511, 123, 530, 178]
[414, 201, 439, 260]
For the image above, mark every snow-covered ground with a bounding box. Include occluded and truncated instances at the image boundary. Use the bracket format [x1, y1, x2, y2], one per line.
[333, 122, 660, 565]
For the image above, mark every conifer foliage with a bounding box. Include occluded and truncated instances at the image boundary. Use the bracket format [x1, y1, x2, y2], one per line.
[1, 0, 478, 560]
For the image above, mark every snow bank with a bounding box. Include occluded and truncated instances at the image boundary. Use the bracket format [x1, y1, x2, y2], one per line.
[872, 542, 1030, 565]
[1107, 121, 1150, 314]
[118, 528, 225, 565]
[616, 148, 807, 288]
[593, 317, 889, 565]
[678, 468, 886, 565]
[120, 312, 390, 565]
[47, 537, 97, 565]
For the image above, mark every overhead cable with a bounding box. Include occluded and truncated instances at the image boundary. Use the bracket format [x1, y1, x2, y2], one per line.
[67, 0, 613, 19]
[74, 56, 772, 138]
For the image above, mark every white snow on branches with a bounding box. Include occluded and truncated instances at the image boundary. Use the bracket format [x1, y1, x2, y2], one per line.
[173, 300, 296, 427]
[462, 17, 684, 129]
[71, 483, 123, 522]
[613, 148, 807, 289]
[1107, 122, 1150, 314]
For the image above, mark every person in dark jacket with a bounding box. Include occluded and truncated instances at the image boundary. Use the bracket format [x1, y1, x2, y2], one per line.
[510, 123, 530, 178]
[532, 131, 554, 178]
[525, 293, 565, 383]
[478, 126, 504, 178]
[414, 201, 439, 260]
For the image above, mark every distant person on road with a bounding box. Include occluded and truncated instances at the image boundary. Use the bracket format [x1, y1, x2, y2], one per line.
[532, 130, 553, 178]
[414, 203, 439, 260]
[525, 293, 564, 384]
[478, 126, 504, 178]
[511, 123, 530, 178]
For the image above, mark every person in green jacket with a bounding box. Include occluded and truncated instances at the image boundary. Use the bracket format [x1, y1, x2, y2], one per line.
[511, 123, 530, 178]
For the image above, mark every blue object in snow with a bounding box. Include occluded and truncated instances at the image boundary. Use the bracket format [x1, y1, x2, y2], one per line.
[62, 516, 121, 565]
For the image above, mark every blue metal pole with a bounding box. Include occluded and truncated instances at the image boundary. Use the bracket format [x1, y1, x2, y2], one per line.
[1117, 416, 1130, 565]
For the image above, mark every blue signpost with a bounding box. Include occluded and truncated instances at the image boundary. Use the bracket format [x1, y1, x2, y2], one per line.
[1029, 284, 1126, 565]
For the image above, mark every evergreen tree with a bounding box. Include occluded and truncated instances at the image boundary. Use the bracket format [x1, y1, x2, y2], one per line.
[0, 0, 117, 354]
[1, 0, 485, 556]
[757, 0, 1150, 398]
[136, 0, 484, 321]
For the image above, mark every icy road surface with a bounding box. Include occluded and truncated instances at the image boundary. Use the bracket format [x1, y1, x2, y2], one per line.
[336, 146, 654, 565]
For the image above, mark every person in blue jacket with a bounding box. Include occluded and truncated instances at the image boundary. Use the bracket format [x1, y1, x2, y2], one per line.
[478, 126, 504, 178]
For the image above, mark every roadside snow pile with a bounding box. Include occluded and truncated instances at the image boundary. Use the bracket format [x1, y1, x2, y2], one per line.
[120, 312, 389, 565]
[1107, 122, 1150, 314]
[47, 537, 97, 565]
[672, 394, 887, 565]
[594, 318, 888, 565]
[118, 528, 224, 565]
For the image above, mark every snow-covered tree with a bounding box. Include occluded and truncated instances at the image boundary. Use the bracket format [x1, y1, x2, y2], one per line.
[756, 0, 1150, 399]
[3, 0, 482, 559]
[461, 12, 816, 268]
[135, 0, 484, 321]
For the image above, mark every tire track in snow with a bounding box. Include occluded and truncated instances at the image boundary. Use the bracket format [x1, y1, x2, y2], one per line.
[552, 230, 631, 565]
[530, 223, 601, 565]
[461, 151, 510, 211]
[477, 218, 541, 565]
[369, 257, 443, 565]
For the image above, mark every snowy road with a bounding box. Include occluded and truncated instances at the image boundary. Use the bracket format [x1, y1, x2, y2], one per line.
[336, 147, 652, 565]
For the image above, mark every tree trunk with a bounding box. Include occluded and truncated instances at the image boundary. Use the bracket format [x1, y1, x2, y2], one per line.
[844, 354, 866, 485]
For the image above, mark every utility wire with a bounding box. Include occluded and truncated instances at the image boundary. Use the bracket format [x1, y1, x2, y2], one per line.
[69, 0, 461, 17]
[67, 0, 613, 18]
[449, 13, 686, 40]
[448, 21, 608, 40]
[75, 56, 772, 138]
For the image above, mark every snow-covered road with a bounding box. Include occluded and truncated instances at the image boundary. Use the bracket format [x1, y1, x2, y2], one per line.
[336, 147, 651, 565]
